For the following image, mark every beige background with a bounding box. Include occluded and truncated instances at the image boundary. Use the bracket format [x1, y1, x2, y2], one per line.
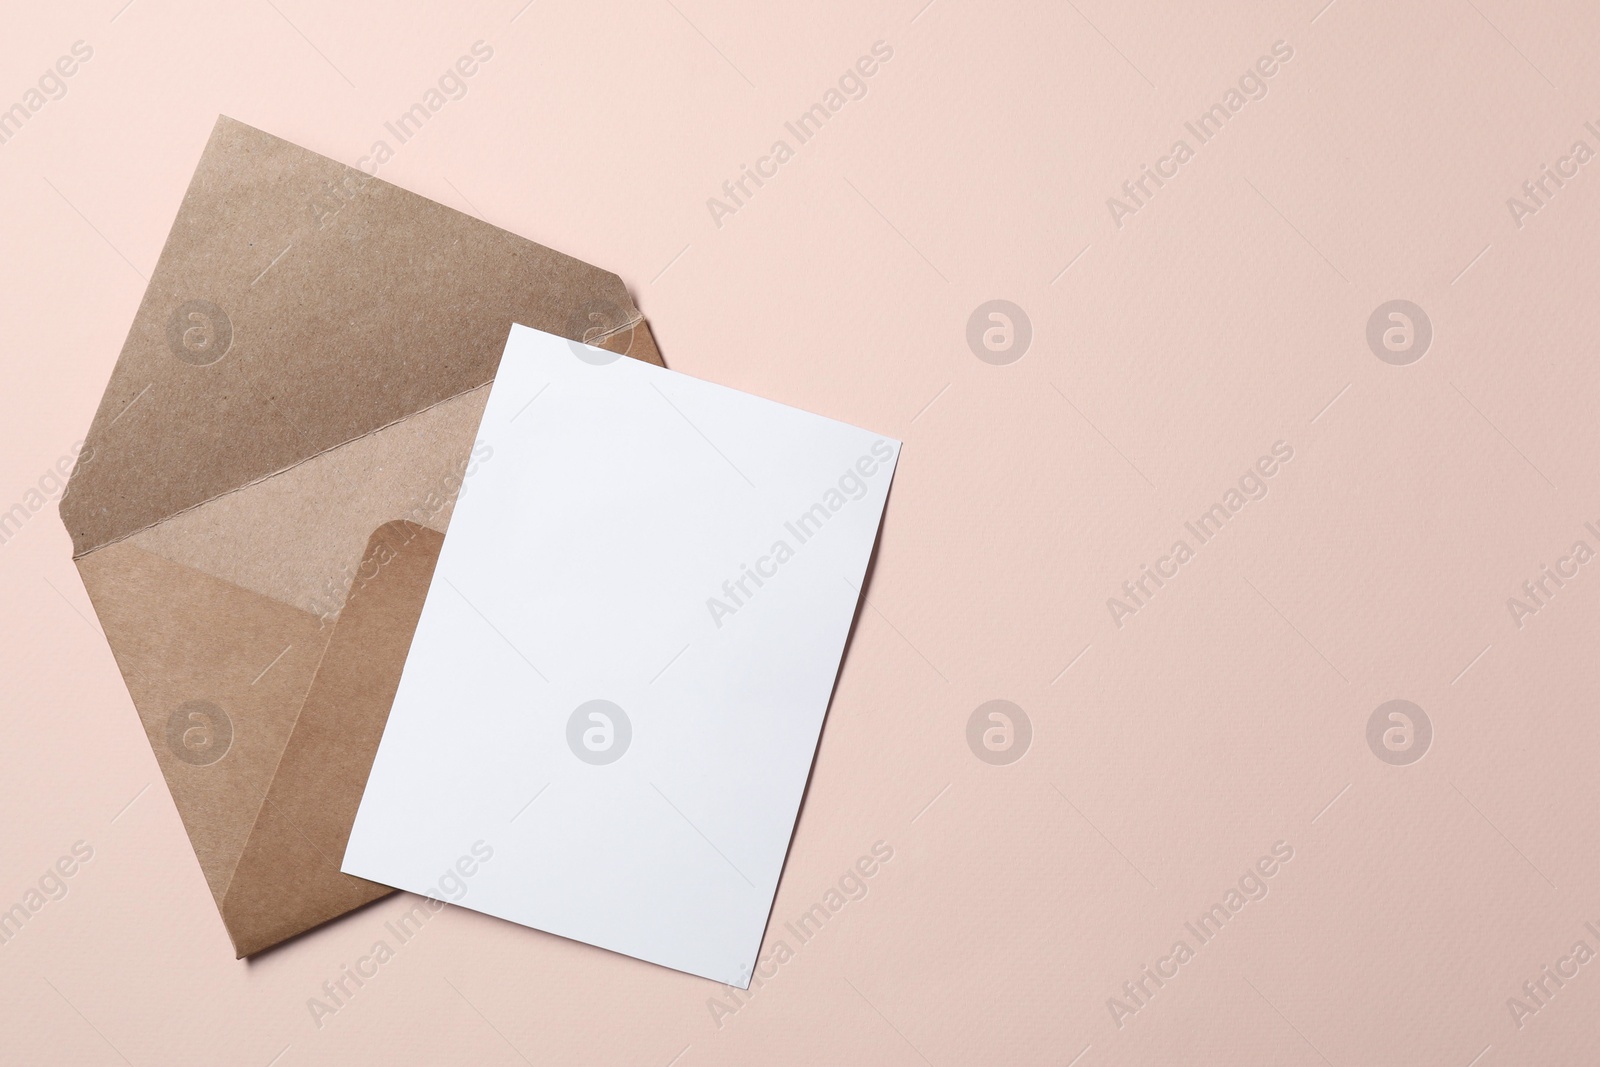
[3, 0, 1598, 1063]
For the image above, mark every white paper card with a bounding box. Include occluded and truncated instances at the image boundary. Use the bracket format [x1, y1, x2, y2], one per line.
[343, 324, 899, 986]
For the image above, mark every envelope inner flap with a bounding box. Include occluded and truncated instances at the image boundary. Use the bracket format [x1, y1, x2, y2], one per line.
[61, 115, 649, 558]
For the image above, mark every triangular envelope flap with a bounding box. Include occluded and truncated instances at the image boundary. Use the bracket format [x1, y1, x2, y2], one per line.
[75, 540, 331, 904]
[221, 521, 443, 957]
[61, 115, 651, 557]
[121, 384, 489, 621]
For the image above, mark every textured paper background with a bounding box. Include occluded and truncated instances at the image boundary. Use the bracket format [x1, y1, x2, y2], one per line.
[2, 1, 1598, 1064]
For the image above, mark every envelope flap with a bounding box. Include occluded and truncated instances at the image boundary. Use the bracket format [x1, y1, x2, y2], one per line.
[74, 538, 331, 905]
[60, 115, 650, 557]
[221, 520, 442, 957]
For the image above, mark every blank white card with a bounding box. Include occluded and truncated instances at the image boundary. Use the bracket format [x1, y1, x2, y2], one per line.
[344, 325, 899, 986]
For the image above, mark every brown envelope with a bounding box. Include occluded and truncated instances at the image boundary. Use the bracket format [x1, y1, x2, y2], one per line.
[59, 115, 665, 957]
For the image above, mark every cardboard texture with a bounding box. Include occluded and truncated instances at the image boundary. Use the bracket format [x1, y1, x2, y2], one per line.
[57, 116, 665, 957]
[222, 522, 443, 956]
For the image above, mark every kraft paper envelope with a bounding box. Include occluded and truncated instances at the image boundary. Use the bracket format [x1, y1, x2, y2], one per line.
[344, 325, 899, 987]
[58, 116, 665, 957]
